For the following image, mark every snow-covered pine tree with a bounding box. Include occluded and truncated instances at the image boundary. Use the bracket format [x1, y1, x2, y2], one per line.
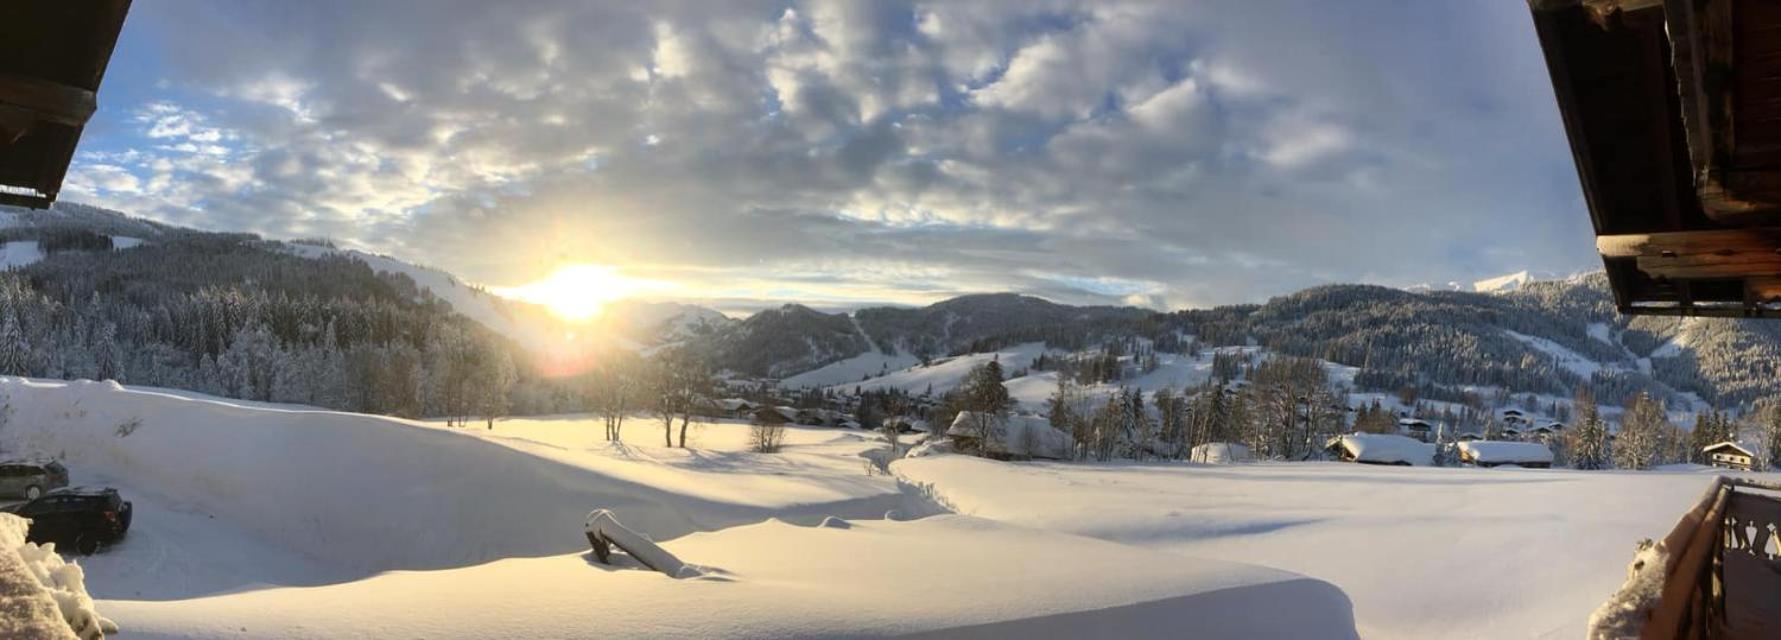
[1570, 390, 1610, 470]
[1613, 392, 1665, 470]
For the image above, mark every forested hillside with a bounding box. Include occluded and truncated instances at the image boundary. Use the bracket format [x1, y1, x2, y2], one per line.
[757, 274, 1781, 415]
[0, 204, 553, 421]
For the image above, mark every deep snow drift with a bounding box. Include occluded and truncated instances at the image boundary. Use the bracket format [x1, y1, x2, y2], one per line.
[0, 375, 1747, 639]
[109, 515, 1354, 639]
[0, 513, 114, 640]
[894, 456, 1741, 639]
[0, 378, 1356, 638]
[0, 378, 926, 578]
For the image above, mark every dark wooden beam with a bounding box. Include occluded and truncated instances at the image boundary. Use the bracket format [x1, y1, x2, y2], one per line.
[0, 73, 96, 128]
[1599, 228, 1781, 278]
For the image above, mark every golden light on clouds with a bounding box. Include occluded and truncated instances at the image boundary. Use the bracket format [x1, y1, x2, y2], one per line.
[493, 264, 673, 321]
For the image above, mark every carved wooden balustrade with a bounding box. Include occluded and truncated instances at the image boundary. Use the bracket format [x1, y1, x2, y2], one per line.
[1632, 476, 1781, 640]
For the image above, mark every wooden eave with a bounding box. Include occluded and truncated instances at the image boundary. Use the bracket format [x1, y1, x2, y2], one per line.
[1531, 0, 1781, 316]
[0, 1, 132, 209]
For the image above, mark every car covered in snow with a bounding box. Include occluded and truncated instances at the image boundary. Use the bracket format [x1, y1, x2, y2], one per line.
[1, 486, 133, 555]
[0, 459, 70, 500]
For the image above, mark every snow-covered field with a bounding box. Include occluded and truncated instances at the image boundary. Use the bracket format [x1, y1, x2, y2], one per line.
[0, 376, 1754, 638]
[0, 378, 1349, 638]
[894, 456, 1748, 639]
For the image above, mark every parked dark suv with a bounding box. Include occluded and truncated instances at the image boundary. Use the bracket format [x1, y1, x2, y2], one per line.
[0, 459, 70, 500]
[1, 487, 132, 554]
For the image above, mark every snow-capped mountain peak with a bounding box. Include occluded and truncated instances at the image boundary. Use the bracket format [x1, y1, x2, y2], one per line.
[1473, 270, 1550, 293]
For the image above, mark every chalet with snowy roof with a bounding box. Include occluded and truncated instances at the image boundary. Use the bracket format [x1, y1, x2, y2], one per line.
[1324, 434, 1433, 466]
[1457, 432, 1482, 442]
[1396, 418, 1433, 442]
[750, 406, 798, 425]
[1502, 426, 1523, 440]
[794, 411, 854, 426]
[946, 412, 1073, 460]
[1703, 441, 1758, 472]
[717, 398, 758, 419]
[1457, 441, 1554, 469]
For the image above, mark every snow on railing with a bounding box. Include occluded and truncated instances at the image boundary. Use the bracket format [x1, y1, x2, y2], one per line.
[1589, 475, 1781, 640]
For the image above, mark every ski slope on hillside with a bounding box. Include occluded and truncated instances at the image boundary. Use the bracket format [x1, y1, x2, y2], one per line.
[827, 344, 1261, 409]
[826, 342, 1052, 397]
[0, 241, 42, 269]
[781, 349, 921, 389]
[1503, 329, 1610, 378]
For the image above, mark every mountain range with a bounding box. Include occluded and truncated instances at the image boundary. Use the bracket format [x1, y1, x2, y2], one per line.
[5, 202, 1779, 416]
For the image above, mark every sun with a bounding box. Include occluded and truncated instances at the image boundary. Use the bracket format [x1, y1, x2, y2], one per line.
[494, 264, 666, 322]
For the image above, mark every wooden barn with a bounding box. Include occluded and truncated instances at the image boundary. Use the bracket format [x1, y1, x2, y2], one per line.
[1530, 1, 1781, 636]
[1396, 418, 1433, 442]
[1703, 441, 1758, 472]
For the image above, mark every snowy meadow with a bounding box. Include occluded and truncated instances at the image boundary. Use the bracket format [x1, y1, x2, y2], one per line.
[0, 376, 1760, 638]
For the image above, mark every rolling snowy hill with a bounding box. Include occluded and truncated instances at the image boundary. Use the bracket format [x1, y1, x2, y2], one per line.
[0, 375, 1757, 639]
[0, 377, 1360, 639]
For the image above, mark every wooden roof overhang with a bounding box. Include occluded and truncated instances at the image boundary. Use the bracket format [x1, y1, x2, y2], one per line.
[1530, 0, 1781, 317]
[0, 1, 132, 209]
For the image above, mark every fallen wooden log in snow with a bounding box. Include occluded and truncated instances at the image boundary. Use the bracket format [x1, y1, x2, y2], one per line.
[585, 509, 691, 578]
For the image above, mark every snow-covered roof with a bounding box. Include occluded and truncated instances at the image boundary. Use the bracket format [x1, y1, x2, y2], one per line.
[1331, 434, 1434, 466]
[718, 398, 756, 411]
[1457, 441, 1554, 465]
[1702, 441, 1755, 457]
[947, 412, 1075, 459]
[1397, 418, 1431, 428]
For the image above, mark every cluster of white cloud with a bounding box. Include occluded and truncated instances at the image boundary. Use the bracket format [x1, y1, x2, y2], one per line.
[64, 0, 1595, 311]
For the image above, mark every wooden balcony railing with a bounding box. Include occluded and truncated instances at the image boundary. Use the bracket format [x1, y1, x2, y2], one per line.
[1600, 475, 1781, 639]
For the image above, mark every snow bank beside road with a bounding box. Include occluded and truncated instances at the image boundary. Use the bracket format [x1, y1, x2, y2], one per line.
[0, 513, 114, 640]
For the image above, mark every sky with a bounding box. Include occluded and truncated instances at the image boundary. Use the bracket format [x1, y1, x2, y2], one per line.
[64, 0, 1597, 315]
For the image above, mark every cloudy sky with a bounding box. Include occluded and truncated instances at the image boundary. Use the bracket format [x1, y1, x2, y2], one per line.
[66, 0, 1594, 314]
